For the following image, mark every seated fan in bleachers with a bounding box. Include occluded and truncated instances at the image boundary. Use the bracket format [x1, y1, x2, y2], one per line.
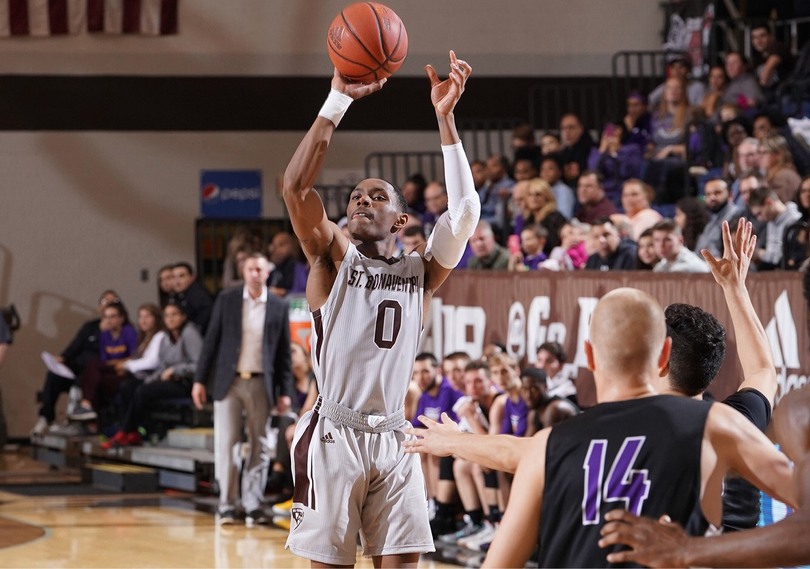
[68, 300, 138, 423]
[101, 300, 203, 449]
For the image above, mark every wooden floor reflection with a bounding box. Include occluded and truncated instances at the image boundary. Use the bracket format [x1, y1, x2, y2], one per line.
[0, 449, 455, 568]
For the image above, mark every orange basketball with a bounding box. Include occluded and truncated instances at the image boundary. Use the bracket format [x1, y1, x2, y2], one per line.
[326, 2, 408, 84]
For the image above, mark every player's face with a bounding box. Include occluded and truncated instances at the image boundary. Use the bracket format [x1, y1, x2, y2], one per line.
[442, 358, 467, 391]
[412, 359, 438, 391]
[347, 178, 402, 241]
[464, 370, 489, 399]
[520, 377, 546, 407]
[535, 349, 561, 378]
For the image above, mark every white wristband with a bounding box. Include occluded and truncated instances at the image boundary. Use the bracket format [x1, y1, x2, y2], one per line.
[318, 89, 353, 127]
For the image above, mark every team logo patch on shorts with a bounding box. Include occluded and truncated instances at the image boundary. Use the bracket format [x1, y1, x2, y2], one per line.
[320, 432, 335, 444]
[291, 507, 305, 529]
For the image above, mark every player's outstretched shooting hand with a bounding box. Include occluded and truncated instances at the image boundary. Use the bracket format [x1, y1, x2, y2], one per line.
[330, 68, 387, 100]
[701, 220, 756, 289]
[404, 412, 462, 457]
[426, 50, 471, 116]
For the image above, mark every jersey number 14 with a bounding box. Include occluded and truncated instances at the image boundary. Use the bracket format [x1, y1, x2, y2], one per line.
[581, 436, 651, 525]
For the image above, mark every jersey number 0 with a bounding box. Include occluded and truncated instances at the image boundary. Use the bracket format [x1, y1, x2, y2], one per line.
[374, 300, 402, 349]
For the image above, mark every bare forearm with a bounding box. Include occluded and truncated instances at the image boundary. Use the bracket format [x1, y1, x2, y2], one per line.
[436, 111, 460, 145]
[723, 285, 776, 401]
[682, 517, 810, 568]
[453, 433, 528, 472]
[282, 118, 334, 201]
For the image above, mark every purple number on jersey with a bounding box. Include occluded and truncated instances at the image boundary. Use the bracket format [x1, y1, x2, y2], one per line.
[582, 436, 651, 525]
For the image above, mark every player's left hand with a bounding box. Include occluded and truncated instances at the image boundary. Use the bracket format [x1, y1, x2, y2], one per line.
[426, 50, 471, 116]
[404, 412, 462, 457]
[598, 509, 689, 568]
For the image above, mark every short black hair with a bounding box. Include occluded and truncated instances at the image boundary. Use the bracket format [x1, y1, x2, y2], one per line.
[415, 352, 438, 367]
[172, 261, 195, 275]
[520, 367, 547, 385]
[537, 341, 566, 364]
[665, 303, 726, 396]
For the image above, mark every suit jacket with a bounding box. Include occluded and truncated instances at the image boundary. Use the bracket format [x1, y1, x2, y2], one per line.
[194, 286, 293, 406]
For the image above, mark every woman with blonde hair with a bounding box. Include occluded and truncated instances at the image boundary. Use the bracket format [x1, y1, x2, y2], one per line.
[513, 177, 566, 253]
[760, 134, 801, 203]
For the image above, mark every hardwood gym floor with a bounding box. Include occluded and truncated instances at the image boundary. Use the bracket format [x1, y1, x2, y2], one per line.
[0, 448, 456, 568]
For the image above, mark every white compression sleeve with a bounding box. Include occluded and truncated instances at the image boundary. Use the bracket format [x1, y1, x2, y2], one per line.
[425, 142, 482, 268]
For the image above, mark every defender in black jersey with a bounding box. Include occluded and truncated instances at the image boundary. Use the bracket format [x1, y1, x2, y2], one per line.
[480, 287, 792, 568]
[601, 384, 810, 568]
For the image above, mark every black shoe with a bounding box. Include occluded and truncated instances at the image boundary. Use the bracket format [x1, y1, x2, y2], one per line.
[245, 509, 269, 528]
[217, 509, 238, 526]
[430, 516, 458, 539]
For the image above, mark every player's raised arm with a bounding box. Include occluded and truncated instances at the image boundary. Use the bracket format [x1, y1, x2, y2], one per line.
[702, 220, 777, 406]
[423, 51, 481, 292]
[281, 70, 386, 261]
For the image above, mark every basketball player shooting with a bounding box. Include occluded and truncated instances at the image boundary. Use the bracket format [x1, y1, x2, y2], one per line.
[281, 51, 480, 568]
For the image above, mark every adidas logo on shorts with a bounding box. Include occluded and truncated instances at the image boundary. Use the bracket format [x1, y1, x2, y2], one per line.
[320, 432, 335, 444]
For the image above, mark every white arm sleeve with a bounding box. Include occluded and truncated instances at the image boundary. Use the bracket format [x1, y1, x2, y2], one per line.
[425, 142, 482, 268]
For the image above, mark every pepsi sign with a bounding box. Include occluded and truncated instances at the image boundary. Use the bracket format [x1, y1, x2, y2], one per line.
[200, 170, 262, 218]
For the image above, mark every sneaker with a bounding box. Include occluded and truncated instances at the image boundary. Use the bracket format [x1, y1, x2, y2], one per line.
[245, 509, 269, 527]
[68, 404, 97, 421]
[430, 516, 458, 539]
[458, 521, 497, 550]
[439, 516, 482, 544]
[126, 431, 143, 446]
[48, 422, 89, 436]
[271, 499, 292, 517]
[100, 430, 129, 450]
[217, 509, 238, 526]
[30, 417, 49, 438]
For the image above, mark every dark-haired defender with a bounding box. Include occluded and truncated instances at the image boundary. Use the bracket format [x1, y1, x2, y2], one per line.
[282, 52, 480, 568]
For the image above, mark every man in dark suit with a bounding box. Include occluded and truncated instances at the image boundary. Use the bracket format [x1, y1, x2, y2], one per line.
[192, 252, 293, 527]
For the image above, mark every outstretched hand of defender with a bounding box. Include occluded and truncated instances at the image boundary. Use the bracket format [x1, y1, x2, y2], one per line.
[404, 412, 462, 457]
[701, 220, 756, 289]
[598, 510, 689, 568]
[330, 68, 387, 100]
[426, 50, 471, 116]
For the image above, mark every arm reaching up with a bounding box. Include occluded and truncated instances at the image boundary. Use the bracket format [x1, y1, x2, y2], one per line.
[701, 220, 776, 406]
[423, 51, 481, 292]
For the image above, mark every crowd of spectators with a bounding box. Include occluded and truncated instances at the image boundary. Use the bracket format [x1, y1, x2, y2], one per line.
[365, 23, 810, 277]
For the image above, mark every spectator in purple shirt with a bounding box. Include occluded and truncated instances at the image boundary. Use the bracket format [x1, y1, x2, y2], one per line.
[69, 300, 138, 422]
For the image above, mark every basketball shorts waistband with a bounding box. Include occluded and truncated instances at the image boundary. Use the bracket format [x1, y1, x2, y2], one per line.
[313, 395, 406, 433]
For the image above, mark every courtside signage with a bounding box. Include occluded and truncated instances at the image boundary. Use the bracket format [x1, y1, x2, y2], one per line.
[200, 170, 262, 218]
